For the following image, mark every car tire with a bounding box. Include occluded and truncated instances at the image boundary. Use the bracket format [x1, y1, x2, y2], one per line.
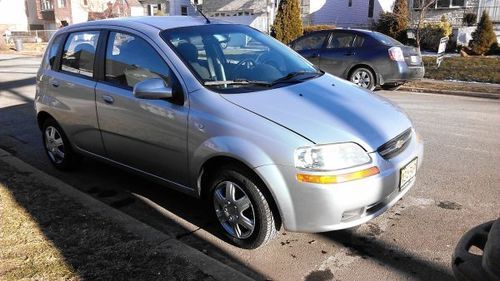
[349, 67, 376, 91]
[209, 165, 277, 249]
[42, 118, 79, 171]
[381, 83, 404, 91]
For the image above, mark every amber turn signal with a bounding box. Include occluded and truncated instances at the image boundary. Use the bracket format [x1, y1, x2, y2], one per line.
[296, 166, 380, 184]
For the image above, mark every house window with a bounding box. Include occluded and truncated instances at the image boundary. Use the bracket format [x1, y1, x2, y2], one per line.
[83, 0, 88, 5]
[348, 0, 352, 7]
[368, 0, 374, 17]
[41, 0, 54, 11]
[58, 0, 65, 8]
[181, 5, 188, 15]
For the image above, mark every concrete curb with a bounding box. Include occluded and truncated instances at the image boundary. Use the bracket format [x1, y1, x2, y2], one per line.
[0, 148, 254, 281]
[399, 86, 500, 100]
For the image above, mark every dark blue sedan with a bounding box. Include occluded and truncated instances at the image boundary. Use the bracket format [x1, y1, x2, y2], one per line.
[290, 29, 425, 90]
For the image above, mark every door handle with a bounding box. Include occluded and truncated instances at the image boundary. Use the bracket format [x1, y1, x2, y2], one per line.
[51, 80, 59, 87]
[344, 52, 356, 56]
[102, 95, 114, 104]
[311, 53, 320, 58]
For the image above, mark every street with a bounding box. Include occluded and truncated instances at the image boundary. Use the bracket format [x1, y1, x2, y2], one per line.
[1, 54, 499, 281]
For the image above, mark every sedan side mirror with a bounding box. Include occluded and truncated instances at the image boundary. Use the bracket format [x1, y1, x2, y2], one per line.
[133, 78, 172, 100]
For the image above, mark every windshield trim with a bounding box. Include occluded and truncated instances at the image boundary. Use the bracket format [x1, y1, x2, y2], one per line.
[159, 24, 322, 94]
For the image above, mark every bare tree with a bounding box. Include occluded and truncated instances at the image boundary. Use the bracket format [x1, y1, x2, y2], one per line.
[414, 0, 436, 49]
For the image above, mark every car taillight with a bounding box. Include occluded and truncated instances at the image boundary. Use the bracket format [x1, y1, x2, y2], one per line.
[388, 47, 405, 62]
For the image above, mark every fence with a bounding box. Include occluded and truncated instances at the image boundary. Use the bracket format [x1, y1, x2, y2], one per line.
[4, 30, 57, 44]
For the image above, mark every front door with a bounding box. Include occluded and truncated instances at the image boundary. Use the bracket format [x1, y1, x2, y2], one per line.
[95, 31, 189, 185]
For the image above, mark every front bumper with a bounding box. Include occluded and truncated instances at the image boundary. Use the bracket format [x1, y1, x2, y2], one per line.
[255, 130, 424, 233]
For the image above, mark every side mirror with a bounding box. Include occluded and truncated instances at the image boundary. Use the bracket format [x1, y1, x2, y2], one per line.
[133, 78, 172, 100]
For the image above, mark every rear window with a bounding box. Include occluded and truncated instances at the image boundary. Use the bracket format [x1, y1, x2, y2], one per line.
[370, 32, 403, 46]
[60, 31, 100, 78]
[47, 35, 64, 69]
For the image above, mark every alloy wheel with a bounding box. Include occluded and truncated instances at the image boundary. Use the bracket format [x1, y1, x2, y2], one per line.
[351, 69, 372, 89]
[213, 181, 256, 239]
[44, 126, 65, 164]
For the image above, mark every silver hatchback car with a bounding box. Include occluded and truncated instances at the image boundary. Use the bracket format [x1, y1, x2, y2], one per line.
[35, 16, 424, 249]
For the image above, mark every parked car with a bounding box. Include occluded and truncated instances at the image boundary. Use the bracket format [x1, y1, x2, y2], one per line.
[289, 29, 425, 90]
[35, 17, 424, 249]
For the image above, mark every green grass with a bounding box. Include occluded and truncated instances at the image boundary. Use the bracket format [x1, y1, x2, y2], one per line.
[423, 56, 500, 84]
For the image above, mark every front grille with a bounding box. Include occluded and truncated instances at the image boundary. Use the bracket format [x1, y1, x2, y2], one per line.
[377, 128, 412, 159]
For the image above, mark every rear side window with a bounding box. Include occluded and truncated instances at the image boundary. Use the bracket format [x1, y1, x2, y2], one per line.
[61, 31, 100, 78]
[293, 32, 328, 51]
[47, 35, 64, 69]
[327, 33, 356, 49]
[105, 32, 171, 88]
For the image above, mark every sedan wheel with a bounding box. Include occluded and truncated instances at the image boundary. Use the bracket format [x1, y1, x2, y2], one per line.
[350, 68, 375, 90]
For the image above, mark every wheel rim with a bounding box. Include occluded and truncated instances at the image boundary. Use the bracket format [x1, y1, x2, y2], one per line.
[213, 181, 256, 239]
[44, 126, 65, 164]
[351, 70, 372, 89]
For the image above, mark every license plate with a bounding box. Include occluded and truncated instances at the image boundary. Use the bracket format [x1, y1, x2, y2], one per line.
[410, 56, 418, 63]
[400, 158, 417, 191]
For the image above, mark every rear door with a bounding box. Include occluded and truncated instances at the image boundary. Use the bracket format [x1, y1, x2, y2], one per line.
[95, 30, 189, 185]
[42, 30, 105, 155]
[290, 31, 330, 66]
[319, 31, 359, 77]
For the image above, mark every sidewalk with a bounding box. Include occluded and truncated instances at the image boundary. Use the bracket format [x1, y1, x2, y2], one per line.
[400, 79, 500, 100]
[0, 148, 253, 281]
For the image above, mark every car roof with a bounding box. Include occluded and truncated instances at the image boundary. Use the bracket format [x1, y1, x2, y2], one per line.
[64, 16, 230, 31]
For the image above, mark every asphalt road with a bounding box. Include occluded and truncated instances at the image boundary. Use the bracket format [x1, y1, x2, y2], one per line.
[1, 54, 499, 281]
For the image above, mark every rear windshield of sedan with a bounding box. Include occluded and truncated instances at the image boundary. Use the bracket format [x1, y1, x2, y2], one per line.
[370, 32, 403, 46]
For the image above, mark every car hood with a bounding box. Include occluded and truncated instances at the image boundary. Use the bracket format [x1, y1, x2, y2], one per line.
[221, 73, 412, 152]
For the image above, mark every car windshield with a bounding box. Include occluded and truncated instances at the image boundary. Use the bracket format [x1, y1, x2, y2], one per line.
[371, 32, 403, 46]
[161, 24, 321, 92]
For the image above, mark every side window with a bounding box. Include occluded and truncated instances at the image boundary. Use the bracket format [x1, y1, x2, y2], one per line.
[327, 33, 356, 49]
[60, 31, 99, 77]
[293, 33, 327, 51]
[353, 35, 365, 48]
[105, 32, 171, 88]
[47, 35, 64, 69]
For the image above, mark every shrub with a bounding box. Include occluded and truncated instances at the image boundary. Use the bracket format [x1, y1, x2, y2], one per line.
[271, 0, 303, 44]
[469, 11, 497, 55]
[375, 0, 409, 42]
[463, 13, 477, 26]
[420, 16, 452, 51]
[302, 25, 336, 35]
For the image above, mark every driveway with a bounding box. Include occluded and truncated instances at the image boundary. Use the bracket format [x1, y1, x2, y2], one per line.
[1, 54, 499, 280]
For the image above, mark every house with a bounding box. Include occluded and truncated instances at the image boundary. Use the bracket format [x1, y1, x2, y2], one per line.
[138, 0, 197, 16]
[302, 0, 394, 28]
[202, 0, 276, 32]
[23, 0, 145, 30]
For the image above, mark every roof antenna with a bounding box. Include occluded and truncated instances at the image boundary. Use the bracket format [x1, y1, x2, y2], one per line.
[190, 1, 210, 24]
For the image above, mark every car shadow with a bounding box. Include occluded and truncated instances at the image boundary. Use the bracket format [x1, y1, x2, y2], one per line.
[0, 100, 265, 279]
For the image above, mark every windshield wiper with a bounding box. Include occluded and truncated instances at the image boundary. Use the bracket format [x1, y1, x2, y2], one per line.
[271, 70, 323, 86]
[204, 79, 271, 87]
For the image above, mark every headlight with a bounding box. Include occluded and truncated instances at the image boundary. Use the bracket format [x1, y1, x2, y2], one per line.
[294, 142, 371, 171]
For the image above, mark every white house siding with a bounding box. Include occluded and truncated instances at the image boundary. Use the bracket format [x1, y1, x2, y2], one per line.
[169, 0, 196, 15]
[308, 0, 395, 28]
[71, 0, 91, 24]
[0, 0, 29, 31]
